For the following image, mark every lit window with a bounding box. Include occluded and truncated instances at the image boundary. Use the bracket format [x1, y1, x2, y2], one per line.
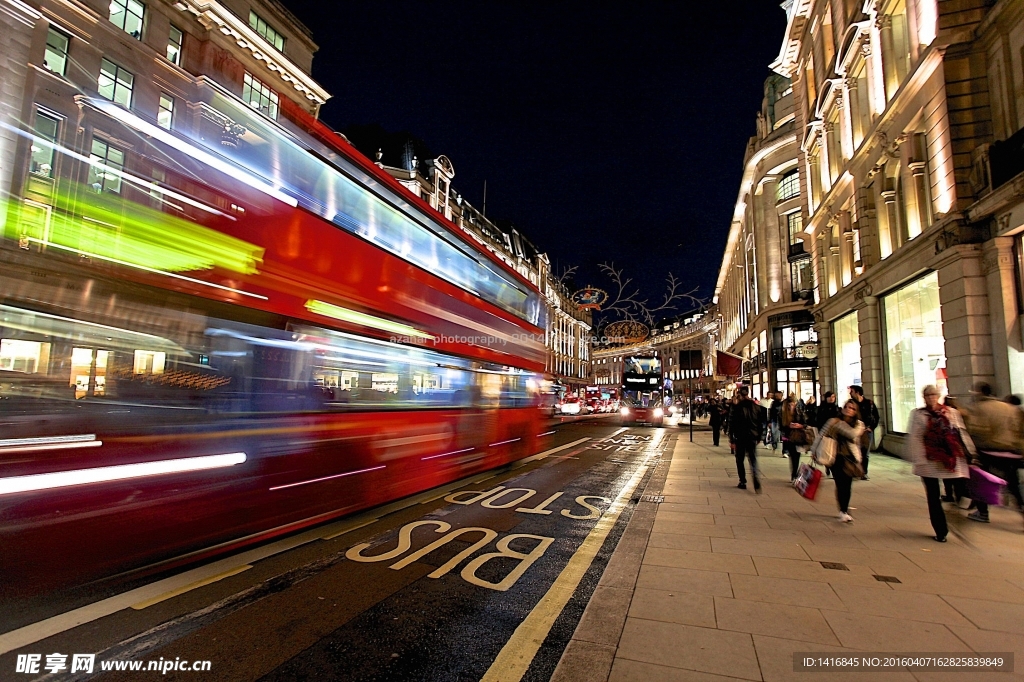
[98, 58, 133, 108]
[109, 0, 144, 40]
[157, 94, 173, 129]
[249, 10, 285, 51]
[88, 138, 125, 194]
[44, 27, 70, 76]
[167, 25, 183, 65]
[133, 350, 165, 374]
[242, 72, 279, 119]
[0, 339, 50, 373]
[786, 211, 803, 245]
[776, 170, 800, 202]
[30, 111, 60, 178]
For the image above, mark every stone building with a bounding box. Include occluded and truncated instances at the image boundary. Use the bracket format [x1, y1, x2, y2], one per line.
[714, 73, 821, 403]
[716, 0, 1024, 455]
[374, 153, 592, 393]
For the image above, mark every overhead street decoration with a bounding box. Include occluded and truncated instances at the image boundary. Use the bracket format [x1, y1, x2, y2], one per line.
[571, 287, 609, 310]
[603, 320, 649, 344]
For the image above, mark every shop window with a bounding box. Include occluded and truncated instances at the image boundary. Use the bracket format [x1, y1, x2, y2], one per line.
[158, 94, 173, 130]
[0, 339, 50, 373]
[44, 27, 70, 76]
[242, 72, 279, 120]
[30, 111, 60, 178]
[833, 312, 861, 402]
[88, 138, 124, 194]
[109, 0, 144, 40]
[72, 347, 108, 398]
[167, 25, 183, 65]
[98, 58, 133, 108]
[249, 10, 285, 51]
[884, 271, 946, 432]
[134, 350, 166, 374]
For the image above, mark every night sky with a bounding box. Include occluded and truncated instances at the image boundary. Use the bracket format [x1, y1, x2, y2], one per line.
[284, 0, 788, 313]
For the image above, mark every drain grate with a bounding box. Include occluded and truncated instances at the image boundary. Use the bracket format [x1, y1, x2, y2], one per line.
[873, 574, 901, 583]
[642, 495, 665, 503]
[820, 561, 849, 571]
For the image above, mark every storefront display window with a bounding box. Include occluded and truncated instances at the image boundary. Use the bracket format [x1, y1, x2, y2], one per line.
[883, 271, 946, 433]
[833, 311, 861, 402]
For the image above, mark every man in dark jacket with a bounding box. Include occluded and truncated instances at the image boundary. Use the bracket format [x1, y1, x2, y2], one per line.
[709, 398, 723, 446]
[729, 386, 763, 492]
[849, 385, 879, 479]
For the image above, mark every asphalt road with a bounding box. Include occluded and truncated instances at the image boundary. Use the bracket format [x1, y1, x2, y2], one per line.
[1, 420, 680, 682]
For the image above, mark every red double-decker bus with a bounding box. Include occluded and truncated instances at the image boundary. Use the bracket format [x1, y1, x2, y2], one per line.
[0, 80, 547, 592]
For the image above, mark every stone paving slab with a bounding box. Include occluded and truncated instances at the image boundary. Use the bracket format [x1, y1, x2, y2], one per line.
[553, 430, 1024, 682]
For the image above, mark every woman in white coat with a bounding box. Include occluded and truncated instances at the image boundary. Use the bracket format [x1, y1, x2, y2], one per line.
[908, 385, 976, 542]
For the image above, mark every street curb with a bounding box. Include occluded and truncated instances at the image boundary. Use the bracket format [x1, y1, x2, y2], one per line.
[548, 434, 675, 682]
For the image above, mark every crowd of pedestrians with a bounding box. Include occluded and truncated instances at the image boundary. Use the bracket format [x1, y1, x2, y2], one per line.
[703, 382, 1024, 536]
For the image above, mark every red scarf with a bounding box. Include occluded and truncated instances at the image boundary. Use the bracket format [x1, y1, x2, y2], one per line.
[922, 404, 964, 471]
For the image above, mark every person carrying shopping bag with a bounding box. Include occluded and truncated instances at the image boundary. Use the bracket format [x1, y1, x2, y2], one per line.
[959, 382, 1024, 526]
[781, 393, 806, 483]
[907, 385, 974, 542]
[820, 400, 865, 522]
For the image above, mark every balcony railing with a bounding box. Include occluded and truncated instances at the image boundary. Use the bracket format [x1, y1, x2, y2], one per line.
[787, 242, 809, 261]
[772, 347, 816, 364]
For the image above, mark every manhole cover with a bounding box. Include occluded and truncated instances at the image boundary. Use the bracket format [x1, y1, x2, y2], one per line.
[642, 495, 665, 503]
[820, 561, 849, 571]
[873, 574, 901, 583]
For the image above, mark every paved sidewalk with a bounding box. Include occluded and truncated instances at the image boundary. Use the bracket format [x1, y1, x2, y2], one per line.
[554, 430, 1024, 682]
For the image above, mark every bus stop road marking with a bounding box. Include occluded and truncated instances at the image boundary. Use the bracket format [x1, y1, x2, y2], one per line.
[480, 463, 649, 682]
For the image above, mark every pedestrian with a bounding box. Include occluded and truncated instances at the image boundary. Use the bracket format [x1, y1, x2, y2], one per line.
[817, 391, 840, 428]
[728, 386, 763, 492]
[804, 394, 818, 430]
[821, 400, 866, 522]
[709, 397, 723, 446]
[959, 382, 1024, 525]
[768, 390, 783, 453]
[907, 385, 974, 541]
[781, 392, 806, 482]
[849, 385, 880, 479]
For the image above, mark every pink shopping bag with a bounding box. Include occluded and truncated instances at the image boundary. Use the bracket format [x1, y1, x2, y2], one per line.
[969, 465, 1006, 506]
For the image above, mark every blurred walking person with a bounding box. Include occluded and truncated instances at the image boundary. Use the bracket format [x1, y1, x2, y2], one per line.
[709, 398, 724, 447]
[729, 386, 763, 492]
[820, 400, 865, 522]
[908, 386, 974, 542]
[960, 382, 1024, 526]
[849, 386, 879, 479]
[781, 393, 806, 482]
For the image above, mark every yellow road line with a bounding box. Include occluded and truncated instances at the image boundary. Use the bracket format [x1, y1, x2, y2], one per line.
[321, 518, 379, 540]
[480, 463, 649, 682]
[130, 565, 252, 610]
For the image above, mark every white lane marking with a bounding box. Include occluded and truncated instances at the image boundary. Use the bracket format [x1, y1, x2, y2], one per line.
[0, 453, 246, 496]
[511, 438, 590, 468]
[481, 463, 649, 682]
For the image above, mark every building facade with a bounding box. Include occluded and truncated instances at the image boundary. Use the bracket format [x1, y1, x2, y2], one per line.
[715, 73, 822, 403]
[374, 154, 592, 393]
[2, 0, 329, 237]
[716, 0, 1024, 455]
